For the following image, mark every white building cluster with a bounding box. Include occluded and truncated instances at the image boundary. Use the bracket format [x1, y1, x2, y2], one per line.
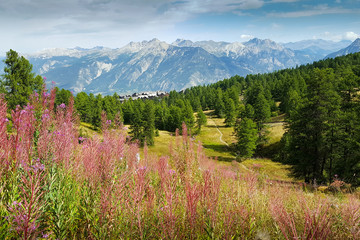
[118, 91, 168, 102]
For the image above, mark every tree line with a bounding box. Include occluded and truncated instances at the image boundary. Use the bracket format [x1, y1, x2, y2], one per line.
[1, 49, 360, 185]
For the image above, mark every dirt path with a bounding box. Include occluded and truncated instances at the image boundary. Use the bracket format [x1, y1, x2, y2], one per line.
[208, 116, 229, 146]
[267, 122, 284, 127]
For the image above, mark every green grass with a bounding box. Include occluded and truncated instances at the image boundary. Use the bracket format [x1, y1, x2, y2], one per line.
[148, 130, 175, 157]
[79, 122, 99, 138]
[194, 111, 236, 162]
[80, 112, 293, 182]
[241, 158, 295, 182]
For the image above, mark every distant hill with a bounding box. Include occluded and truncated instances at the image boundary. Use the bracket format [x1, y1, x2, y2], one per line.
[325, 38, 360, 59]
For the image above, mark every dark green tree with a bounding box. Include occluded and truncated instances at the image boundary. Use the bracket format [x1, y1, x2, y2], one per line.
[129, 106, 144, 143]
[285, 68, 342, 183]
[1, 49, 44, 109]
[182, 100, 195, 131]
[167, 105, 182, 132]
[75, 92, 91, 123]
[253, 91, 271, 126]
[143, 101, 155, 146]
[196, 108, 207, 132]
[214, 88, 225, 117]
[55, 87, 72, 108]
[234, 118, 258, 159]
[224, 98, 236, 127]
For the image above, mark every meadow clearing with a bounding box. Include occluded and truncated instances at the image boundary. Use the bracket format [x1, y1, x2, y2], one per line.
[0, 92, 359, 239]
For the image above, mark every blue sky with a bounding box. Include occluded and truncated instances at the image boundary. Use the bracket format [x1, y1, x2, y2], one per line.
[0, 0, 359, 55]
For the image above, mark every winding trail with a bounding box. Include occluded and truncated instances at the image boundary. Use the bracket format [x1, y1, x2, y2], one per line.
[208, 116, 229, 146]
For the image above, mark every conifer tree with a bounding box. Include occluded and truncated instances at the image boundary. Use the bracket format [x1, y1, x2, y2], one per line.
[196, 108, 207, 132]
[214, 88, 225, 117]
[285, 68, 342, 183]
[167, 105, 182, 132]
[143, 101, 155, 146]
[129, 106, 144, 143]
[183, 100, 195, 130]
[92, 94, 103, 128]
[244, 104, 255, 119]
[224, 98, 236, 126]
[55, 87, 72, 108]
[254, 91, 271, 126]
[234, 118, 258, 159]
[75, 92, 91, 123]
[1, 49, 44, 109]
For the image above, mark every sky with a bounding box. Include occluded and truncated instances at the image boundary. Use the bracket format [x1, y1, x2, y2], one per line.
[0, 0, 360, 55]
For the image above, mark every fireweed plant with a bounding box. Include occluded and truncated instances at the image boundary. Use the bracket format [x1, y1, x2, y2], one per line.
[0, 90, 359, 239]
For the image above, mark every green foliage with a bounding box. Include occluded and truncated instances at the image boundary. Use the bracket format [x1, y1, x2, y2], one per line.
[224, 98, 236, 127]
[196, 108, 207, 132]
[1, 49, 44, 109]
[182, 100, 195, 131]
[55, 87, 72, 108]
[129, 104, 144, 144]
[143, 101, 155, 146]
[44, 166, 80, 238]
[234, 118, 258, 159]
[214, 88, 225, 117]
[283, 68, 359, 184]
[253, 91, 271, 125]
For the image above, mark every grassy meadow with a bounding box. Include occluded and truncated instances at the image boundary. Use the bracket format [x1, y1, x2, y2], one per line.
[0, 93, 359, 239]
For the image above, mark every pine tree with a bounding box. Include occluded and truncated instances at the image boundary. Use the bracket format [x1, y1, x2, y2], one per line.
[91, 94, 103, 128]
[214, 88, 225, 117]
[182, 100, 195, 130]
[253, 92, 271, 145]
[129, 106, 144, 144]
[234, 118, 258, 159]
[55, 87, 72, 108]
[75, 92, 91, 123]
[167, 105, 182, 132]
[244, 104, 255, 119]
[1, 49, 44, 109]
[143, 101, 155, 146]
[285, 68, 342, 183]
[196, 108, 207, 132]
[224, 98, 236, 126]
[254, 91, 271, 126]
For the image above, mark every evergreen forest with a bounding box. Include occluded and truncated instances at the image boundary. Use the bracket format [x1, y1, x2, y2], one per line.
[1, 50, 360, 239]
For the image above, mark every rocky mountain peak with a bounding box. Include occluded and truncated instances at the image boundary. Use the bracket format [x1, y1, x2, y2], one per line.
[325, 38, 360, 59]
[350, 38, 360, 46]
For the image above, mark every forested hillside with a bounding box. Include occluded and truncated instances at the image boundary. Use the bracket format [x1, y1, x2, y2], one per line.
[1, 50, 360, 185]
[1, 49, 360, 239]
[61, 52, 360, 185]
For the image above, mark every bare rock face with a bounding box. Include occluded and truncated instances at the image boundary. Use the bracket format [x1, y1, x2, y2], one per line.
[20, 38, 340, 95]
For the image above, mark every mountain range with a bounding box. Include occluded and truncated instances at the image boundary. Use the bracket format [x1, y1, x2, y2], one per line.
[325, 38, 360, 59]
[0, 38, 359, 95]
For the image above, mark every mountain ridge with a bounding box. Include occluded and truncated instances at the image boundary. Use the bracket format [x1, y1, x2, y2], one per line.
[0, 38, 356, 95]
[325, 38, 360, 59]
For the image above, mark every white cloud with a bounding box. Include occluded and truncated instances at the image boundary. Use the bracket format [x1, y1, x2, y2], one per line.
[0, 0, 268, 53]
[313, 31, 359, 41]
[240, 34, 254, 40]
[267, 4, 359, 18]
[343, 32, 360, 41]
